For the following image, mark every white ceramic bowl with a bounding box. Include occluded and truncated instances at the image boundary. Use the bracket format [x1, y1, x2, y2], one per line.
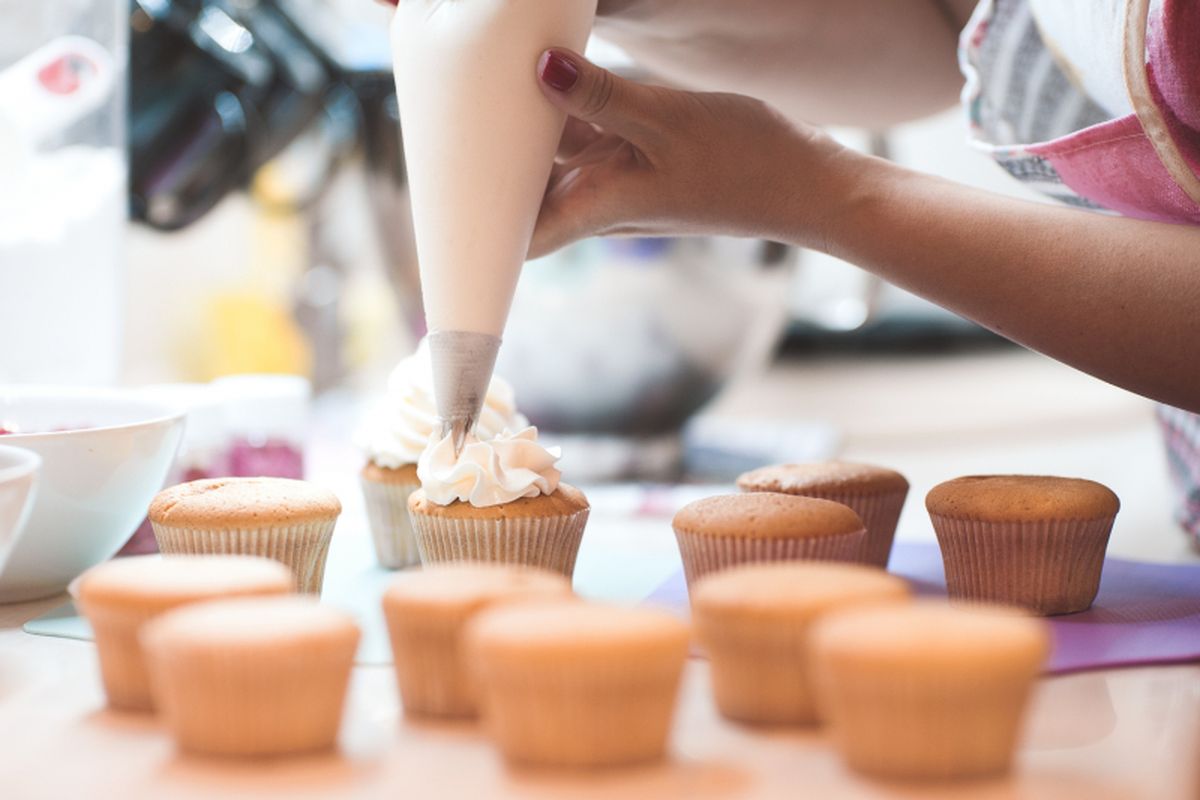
[0, 389, 184, 602]
[0, 445, 40, 572]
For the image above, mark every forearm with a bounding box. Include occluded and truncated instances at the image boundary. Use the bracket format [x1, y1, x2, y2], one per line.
[596, 0, 968, 127]
[802, 156, 1200, 412]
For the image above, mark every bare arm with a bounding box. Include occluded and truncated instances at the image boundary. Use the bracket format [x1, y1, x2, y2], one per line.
[821, 159, 1200, 411]
[593, 0, 976, 127]
[531, 50, 1200, 412]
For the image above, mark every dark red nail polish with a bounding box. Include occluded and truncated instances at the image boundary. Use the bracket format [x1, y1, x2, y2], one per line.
[539, 50, 579, 92]
[378, 0, 399, 6]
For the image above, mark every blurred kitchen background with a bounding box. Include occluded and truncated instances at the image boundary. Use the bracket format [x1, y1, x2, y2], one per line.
[2, 0, 1185, 560]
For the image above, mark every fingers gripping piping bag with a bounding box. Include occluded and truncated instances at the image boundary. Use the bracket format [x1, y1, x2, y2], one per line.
[391, 0, 597, 453]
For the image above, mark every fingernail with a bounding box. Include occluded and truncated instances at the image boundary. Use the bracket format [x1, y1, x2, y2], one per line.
[377, 0, 398, 6]
[538, 50, 579, 93]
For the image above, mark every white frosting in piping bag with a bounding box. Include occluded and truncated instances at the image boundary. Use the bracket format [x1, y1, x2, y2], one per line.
[357, 341, 528, 468]
[418, 427, 562, 507]
[391, 0, 597, 336]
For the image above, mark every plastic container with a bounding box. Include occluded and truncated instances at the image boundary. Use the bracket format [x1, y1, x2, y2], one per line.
[0, 1, 128, 385]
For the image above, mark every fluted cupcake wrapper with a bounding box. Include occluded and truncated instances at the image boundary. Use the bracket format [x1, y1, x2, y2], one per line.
[151, 520, 336, 594]
[477, 655, 685, 767]
[795, 488, 907, 568]
[408, 509, 590, 578]
[360, 475, 422, 569]
[84, 608, 160, 712]
[818, 666, 1036, 780]
[930, 514, 1115, 615]
[674, 529, 866, 589]
[147, 636, 357, 757]
[387, 627, 476, 719]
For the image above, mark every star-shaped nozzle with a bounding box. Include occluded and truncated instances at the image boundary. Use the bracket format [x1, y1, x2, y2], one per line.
[427, 330, 502, 458]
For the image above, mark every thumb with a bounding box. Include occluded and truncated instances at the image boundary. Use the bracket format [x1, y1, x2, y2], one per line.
[536, 49, 661, 144]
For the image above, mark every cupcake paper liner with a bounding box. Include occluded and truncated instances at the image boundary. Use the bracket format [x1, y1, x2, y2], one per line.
[930, 514, 1115, 615]
[85, 608, 160, 712]
[151, 519, 337, 594]
[146, 635, 357, 757]
[360, 475, 422, 569]
[409, 509, 589, 578]
[674, 529, 865, 589]
[817, 665, 1036, 780]
[386, 626, 476, 718]
[799, 488, 907, 568]
[476, 654, 685, 767]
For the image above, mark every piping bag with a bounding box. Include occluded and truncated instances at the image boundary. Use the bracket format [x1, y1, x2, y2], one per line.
[391, 0, 597, 453]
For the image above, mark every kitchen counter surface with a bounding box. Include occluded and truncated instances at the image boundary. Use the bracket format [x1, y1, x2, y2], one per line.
[2, 348, 1197, 798]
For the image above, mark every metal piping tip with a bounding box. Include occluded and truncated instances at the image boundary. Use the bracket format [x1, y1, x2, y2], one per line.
[442, 415, 474, 457]
[427, 330, 502, 457]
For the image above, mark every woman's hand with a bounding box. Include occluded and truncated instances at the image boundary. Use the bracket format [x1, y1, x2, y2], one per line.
[530, 49, 862, 258]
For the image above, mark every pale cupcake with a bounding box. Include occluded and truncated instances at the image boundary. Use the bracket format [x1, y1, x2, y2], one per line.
[142, 596, 360, 757]
[382, 563, 573, 718]
[467, 602, 690, 768]
[737, 461, 909, 568]
[692, 562, 911, 725]
[75, 555, 294, 712]
[149, 477, 342, 594]
[812, 601, 1049, 780]
[926, 475, 1120, 615]
[671, 493, 866, 589]
[356, 342, 529, 569]
[407, 427, 589, 578]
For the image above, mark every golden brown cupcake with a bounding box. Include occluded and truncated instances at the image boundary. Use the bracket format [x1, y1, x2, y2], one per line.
[671, 493, 866, 589]
[467, 602, 690, 768]
[149, 478, 342, 594]
[738, 461, 909, 568]
[926, 475, 1120, 615]
[361, 462, 422, 569]
[692, 562, 911, 725]
[382, 563, 574, 718]
[407, 484, 590, 578]
[812, 601, 1049, 780]
[142, 596, 360, 757]
[75, 555, 294, 712]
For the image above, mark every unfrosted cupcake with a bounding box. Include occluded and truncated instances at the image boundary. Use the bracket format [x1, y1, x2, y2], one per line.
[737, 461, 909, 568]
[149, 478, 341, 594]
[382, 563, 573, 718]
[671, 493, 866, 589]
[926, 475, 1120, 615]
[75, 555, 294, 711]
[692, 562, 911, 725]
[356, 342, 529, 569]
[812, 601, 1049, 780]
[467, 602, 690, 768]
[407, 427, 589, 577]
[142, 596, 360, 757]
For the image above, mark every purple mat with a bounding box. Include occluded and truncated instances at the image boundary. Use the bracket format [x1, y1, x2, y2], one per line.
[645, 541, 1200, 675]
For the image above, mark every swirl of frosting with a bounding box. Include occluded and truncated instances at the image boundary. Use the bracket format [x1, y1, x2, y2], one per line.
[357, 341, 528, 468]
[417, 426, 561, 507]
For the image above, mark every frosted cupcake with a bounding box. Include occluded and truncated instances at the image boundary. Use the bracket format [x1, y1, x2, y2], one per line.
[737, 461, 909, 568]
[149, 477, 341, 594]
[926, 475, 1120, 615]
[407, 427, 589, 578]
[356, 341, 529, 569]
[812, 601, 1049, 780]
[672, 493, 866, 589]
